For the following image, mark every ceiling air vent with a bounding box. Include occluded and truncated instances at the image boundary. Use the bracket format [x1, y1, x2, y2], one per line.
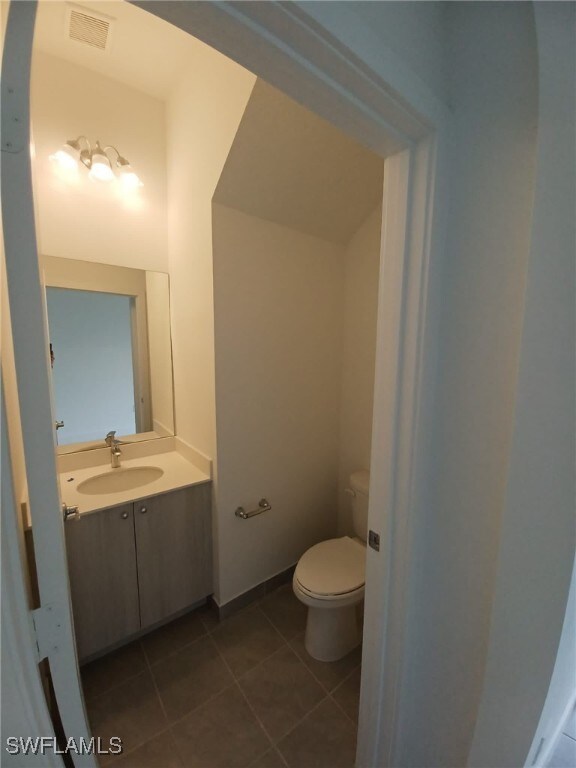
[66, 5, 114, 52]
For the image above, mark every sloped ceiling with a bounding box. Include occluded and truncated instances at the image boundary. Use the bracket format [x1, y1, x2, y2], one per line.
[213, 80, 384, 245]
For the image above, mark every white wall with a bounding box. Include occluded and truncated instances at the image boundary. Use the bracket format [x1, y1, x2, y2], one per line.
[345, 1, 448, 105]
[212, 203, 345, 605]
[145, 272, 174, 436]
[338, 205, 381, 535]
[166, 44, 255, 463]
[469, 4, 576, 765]
[30, 50, 167, 272]
[395, 4, 539, 766]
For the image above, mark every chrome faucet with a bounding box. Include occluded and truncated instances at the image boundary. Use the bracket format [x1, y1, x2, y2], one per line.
[105, 430, 122, 469]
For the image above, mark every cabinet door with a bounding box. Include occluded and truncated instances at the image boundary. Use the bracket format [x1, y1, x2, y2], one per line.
[134, 484, 212, 629]
[65, 504, 140, 660]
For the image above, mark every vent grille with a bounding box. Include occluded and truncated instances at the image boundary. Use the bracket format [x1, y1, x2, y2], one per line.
[67, 7, 112, 51]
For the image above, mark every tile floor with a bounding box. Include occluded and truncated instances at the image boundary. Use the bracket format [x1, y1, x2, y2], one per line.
[82, 584, 361, 768]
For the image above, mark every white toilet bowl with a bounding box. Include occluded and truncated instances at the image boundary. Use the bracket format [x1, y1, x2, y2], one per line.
[293, 535, 366, 662]
[293, 470, 370, 662]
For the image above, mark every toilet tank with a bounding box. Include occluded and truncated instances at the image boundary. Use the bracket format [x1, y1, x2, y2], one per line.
[350, 470, 370, 541]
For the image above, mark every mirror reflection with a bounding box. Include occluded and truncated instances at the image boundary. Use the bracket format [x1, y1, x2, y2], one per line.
[43, 256, 174, 449]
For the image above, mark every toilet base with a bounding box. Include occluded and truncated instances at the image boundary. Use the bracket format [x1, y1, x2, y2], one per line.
[304, 604, 360, 662]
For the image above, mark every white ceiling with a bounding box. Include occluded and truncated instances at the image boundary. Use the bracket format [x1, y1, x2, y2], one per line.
[33, 0, 199, 100]
[214, 80, 384, 245]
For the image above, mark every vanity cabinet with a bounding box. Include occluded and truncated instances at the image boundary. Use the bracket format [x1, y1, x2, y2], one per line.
[134, 484, 212, 628]
[65, 483, 212, 661]
[65, 503, 140, 660]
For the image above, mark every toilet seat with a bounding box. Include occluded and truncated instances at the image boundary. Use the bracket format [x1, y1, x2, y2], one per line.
[294, 536, 365, 599]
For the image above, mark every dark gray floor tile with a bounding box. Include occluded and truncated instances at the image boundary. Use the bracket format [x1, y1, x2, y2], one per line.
[259, 584, 307, 641]
[211, 605, 285, 677]
[114, 729, 183, 768]
[277, 697, 357, 768]
[171, 684, 271, 768]
[289, 632, 361, 693]
[87, 670, 167, 762]
[249, 746, 287, 768]
[141, 610, 207, 665]
[332, 666, 361, 724]
[151, 635, 234, 722]
[238, 645, 325, 742]
[82, 641, 147, 702]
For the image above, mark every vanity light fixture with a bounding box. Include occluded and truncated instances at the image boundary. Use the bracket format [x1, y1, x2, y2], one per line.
[50, 136, 143, 188]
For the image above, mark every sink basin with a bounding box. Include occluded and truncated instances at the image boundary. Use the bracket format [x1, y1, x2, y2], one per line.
[77, 466, 164, 495]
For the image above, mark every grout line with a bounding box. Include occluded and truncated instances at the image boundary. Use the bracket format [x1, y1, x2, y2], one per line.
[254, 602, 294, 645]
[274, 694, 331, 749]
[287, 634, 361, 697]
[272, 744, 291, 768]
[95, 645, 173, 764]
[104, 726, 174, 766]
[84, 638, 177, 707]
[89, 587, 308, 764]
[330, 665, 362, 727]
[83, 665, 146, 706]
[207, 629, 277, 764]
[84, 610, 211, 703]
[206, 614, 346, 768]
[330, 691, 360, 730]
[143, 610, 210, 666]
[143, 634, 171, 729]
[167, 678, 239, 730]
[210, 607, 290, 684]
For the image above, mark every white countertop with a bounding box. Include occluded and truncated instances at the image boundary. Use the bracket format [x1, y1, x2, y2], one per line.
[59, 450, 210, 516]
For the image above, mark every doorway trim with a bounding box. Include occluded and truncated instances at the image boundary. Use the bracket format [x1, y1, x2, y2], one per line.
[2, 2, 448, 766]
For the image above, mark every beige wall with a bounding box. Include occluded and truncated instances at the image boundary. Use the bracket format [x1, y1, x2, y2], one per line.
[166, 47, 255, 603]
[145, 272, 174, 436]
[30, 51, 167, 272]
[212, 203, 345, 605]
[338, 205, 381, 535]
[165, 45, 255, 463]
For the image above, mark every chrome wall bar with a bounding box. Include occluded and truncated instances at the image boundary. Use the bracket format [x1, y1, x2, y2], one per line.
[235, 498, 272, 519]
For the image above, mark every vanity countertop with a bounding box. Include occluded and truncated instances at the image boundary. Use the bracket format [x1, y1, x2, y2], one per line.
[59, 450, 210, 517]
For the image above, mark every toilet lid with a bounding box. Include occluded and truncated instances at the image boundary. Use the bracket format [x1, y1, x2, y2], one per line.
[295, 537, 366, 596]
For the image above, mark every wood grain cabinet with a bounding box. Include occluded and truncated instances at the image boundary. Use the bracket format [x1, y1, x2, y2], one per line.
[65, 483, 212, 661]
[134, 484, 212, 629]
[65, 503, 140, 660]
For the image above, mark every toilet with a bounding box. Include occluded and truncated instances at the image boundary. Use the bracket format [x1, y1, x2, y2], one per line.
[293, 470, 370, 662]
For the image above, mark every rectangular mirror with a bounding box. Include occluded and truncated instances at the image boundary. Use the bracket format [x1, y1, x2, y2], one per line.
[42, 255, 175, 451]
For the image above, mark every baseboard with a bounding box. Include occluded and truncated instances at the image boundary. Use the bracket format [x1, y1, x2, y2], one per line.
[214, 564, 297, 620]
[79, 597, 209, 665]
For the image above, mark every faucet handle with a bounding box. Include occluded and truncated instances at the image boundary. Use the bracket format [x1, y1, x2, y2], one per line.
[105, 430, 117, 446]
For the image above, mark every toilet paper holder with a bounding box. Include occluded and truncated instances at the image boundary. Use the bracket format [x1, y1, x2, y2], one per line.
[235, 498, 272, 519]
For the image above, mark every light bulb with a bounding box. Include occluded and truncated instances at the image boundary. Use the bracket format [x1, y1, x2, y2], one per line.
[49, 143, 79, 171]
[89, 148, 114, 182]
[118, 165, 143, 189]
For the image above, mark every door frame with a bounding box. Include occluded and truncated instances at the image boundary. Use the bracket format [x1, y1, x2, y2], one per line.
[1, 2, 449, 766]
[2, 2, 97, 765]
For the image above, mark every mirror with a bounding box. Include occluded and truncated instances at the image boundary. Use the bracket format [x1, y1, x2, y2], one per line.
[42, 255, 175, 451]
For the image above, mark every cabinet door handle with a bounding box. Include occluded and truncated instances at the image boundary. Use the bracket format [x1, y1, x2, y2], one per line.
[139, 506, 147, 514]
[121, 511, 129, 520]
